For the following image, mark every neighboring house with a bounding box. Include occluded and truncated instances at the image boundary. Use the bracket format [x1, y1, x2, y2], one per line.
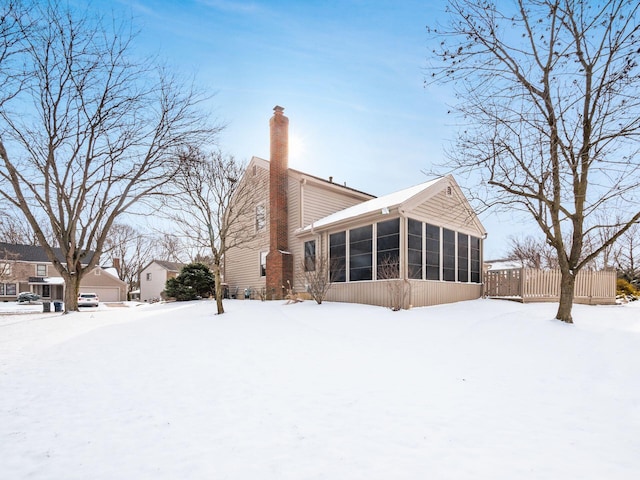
[139, 260, 184, 302]
[0, 242, 128, 302]
[224, 106, 487, 308]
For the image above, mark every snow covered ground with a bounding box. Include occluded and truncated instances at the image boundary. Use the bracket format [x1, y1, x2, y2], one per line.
[1, 298, 638, 479]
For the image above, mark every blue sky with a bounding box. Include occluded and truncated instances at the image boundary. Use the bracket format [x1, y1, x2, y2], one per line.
[96, 0, 514, 258]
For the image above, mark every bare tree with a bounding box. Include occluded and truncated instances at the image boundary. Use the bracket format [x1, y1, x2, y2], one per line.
[155, 233, 190, 264]
[0, 210, 36, 245]
[297, 253, 336, 305]
[167, 148, 262, 315]
[376, 256, 408, 311]
[0, 2, 221, 311]
[0, 248, 19, 284]
[0, 1, 29, 110]
[614, 222, 639, 283]
[427, 0, 640, 323]
[507, 235, 558, 270]
[102, 223, 157, 295]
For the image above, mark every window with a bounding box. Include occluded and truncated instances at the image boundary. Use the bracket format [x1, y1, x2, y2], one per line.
[349, 225, 372, 281]
[0, 284, 4, 295]
[443, 228, 456, 282]
[252, 164, 257, 176]
[36, 264, 47, 277]
[426, 224, 441, 281]
[256, 203, 266, 231]
[458, 233, 469, 283]
[42, 285, 51, 298]
[146, 272, 152, 281]
[5, 283, 16, 295]
[377, 218, 399, 279]
[407, 219, 423, 279]
[0, 263, 11, 276]
[329, 231, 346, 282]
[304, 240, 316, 272]
[94, 268, 101, 275]
[470, 236, 481, 283]
[260, 251, 267, 277]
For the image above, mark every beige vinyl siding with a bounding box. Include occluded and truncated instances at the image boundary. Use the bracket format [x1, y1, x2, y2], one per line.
[291, 176, 373, 293]
[80, 268, 127, 301]
[224, 159, 270, 294]
[324, 279, 481, 308]
[410, 189, 483, 236]
[301, 182, 372, 228]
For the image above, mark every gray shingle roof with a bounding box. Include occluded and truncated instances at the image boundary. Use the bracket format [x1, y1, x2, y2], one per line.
[153, 260, 184, 272]
[0, 242, 93, 264]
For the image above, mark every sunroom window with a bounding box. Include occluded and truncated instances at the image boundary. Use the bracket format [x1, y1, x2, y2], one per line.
[377, 218, 400, 279]
[458, 232, 469, 283]
[349, 225, 372, 281]
[442, 228, 456, 282]
[329, 232, 346, 282]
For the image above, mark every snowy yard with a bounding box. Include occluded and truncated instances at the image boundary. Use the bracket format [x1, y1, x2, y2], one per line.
[1, 298, 638, 479]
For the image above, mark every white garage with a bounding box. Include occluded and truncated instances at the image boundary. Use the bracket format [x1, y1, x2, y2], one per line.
[79, 267, 128, 302]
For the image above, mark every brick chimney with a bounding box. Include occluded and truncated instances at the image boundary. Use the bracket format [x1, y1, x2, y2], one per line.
[266, 105, 293, 299]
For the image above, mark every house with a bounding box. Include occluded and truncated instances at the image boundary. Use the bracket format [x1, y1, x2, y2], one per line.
[0, 242, 128, 302]
[223, 106, 487, 308]
[139, 260, 184, 302]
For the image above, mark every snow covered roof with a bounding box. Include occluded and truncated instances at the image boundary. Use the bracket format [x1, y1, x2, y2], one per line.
[102, 267, 120, 278]
[300, 177, 444, 232]
[485, 259, 523, 270]
[28, 276, 65, 285]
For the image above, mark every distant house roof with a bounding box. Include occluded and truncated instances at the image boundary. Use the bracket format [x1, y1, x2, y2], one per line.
[152, 260, 184, 272]
[0, 242, 93, 264]
[485, 259, 523, 270]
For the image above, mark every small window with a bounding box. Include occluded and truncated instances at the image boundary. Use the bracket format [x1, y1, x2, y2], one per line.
[256, 204, 266, 231]
[94, 268, 101, 275]
[252, 164, 257, 176]
[5, 283, 16, 295]
[0, 284, 4, 296]
[304, 240, 316, 272]
[0, 263, 11, 276]
[36, 264, 47, 277]
[146, 272, 152, 281]
[260, 251, 267, 277]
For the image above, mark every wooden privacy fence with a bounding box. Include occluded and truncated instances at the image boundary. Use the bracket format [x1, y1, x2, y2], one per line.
[484, 268, 616, 305]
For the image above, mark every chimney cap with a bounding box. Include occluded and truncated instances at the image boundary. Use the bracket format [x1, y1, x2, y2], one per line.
[273, 105, 285, 114]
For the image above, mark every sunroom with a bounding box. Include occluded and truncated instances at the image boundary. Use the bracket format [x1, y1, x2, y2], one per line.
[296, 175, 486, 309]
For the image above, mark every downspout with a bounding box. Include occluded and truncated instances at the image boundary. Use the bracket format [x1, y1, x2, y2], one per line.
[300, 178, 306, 229]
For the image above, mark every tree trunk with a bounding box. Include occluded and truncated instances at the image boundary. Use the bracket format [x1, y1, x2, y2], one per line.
[556, 270, 575, 324]
[63, 273, 82, 313]
[213, 262, 224, 315]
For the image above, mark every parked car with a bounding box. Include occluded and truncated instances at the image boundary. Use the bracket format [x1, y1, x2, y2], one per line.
[78, 292, 99, 307]
[17, 292, 41, 304]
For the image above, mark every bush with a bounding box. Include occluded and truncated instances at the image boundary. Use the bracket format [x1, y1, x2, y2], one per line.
[616, 278, 638, 301]
[164, 263, 215, 301]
